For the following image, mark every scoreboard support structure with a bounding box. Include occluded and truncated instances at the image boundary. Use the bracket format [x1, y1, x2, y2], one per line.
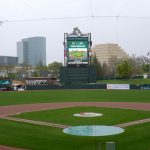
[60, 28, 96, 85]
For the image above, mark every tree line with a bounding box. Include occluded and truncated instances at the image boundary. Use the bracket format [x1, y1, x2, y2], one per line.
[0, 55, 149, 80]
[0, 61, 63, 79]
[91, 54, 150, 79]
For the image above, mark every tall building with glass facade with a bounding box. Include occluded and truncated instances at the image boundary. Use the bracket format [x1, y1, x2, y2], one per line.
[17, 37, 46, 66]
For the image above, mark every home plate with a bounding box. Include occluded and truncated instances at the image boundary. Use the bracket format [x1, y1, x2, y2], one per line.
[73, 112, 103, 117]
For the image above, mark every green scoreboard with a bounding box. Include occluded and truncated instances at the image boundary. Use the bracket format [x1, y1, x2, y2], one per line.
[61, 27, 96, 85]
[67, 37, 89, 65]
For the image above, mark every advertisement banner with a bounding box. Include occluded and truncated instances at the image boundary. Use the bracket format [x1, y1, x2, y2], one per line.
[107, 84, 130, 90]
[0, 80, 11, 85]
[26, 80, 48, 85]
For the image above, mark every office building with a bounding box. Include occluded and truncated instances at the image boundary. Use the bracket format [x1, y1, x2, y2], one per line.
[17, 37, 46, 66]
[92, 43, 129, 64]
[0, 56, 18, 66]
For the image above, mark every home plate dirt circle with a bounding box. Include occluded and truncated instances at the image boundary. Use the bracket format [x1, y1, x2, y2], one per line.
[73, 112, 103, 117]
[63, 125, 124, 136]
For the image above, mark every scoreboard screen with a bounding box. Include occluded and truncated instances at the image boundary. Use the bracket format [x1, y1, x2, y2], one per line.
[67, 37, 89, 65]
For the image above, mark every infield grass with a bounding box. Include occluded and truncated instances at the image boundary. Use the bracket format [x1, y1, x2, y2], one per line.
[14, 106, 150, 126]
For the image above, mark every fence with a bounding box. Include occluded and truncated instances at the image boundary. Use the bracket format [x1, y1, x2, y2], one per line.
[26, 84, 150, 90]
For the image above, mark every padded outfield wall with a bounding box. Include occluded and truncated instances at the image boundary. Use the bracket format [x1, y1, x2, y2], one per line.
[26, 84, 150, 90]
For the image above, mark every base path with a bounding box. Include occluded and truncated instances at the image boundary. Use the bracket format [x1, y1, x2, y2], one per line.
[0, 102, 150, 118]
[0, 145, 28, 150]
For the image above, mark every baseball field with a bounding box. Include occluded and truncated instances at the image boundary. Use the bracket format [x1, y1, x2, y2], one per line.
[0, 89, 150, 150]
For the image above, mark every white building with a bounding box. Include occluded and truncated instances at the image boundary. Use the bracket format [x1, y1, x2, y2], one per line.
[17, 37, 46, 66]
[92, 43, 129, 64]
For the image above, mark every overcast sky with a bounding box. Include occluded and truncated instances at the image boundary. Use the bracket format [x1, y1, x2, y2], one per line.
[0, 0, 150, 64]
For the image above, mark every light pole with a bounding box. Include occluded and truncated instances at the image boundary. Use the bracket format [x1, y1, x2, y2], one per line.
[0, 21, 3, 26]
[147, 51, 150, 77]
[89, 50, 92, 67]
[148, 52, 150, 76]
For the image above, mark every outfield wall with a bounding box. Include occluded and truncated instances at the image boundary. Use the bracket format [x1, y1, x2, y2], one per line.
[26, 84, 150, 90]
[26, 84, 106, 90]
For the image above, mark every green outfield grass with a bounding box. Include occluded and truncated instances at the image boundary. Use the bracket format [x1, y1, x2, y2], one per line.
[0, 89, 150, 106]
[14, 107, 150, 126]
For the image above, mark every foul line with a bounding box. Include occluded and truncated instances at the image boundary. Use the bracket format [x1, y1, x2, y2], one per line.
[115, 118, 150, 128]
[3, 117, 70, 129]
[3, 116, 150, 129]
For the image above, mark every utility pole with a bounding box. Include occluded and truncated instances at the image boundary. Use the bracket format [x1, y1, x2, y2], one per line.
[0, 21, 3, 26]
[147, 52, 150, 77]
[149, 53, 150, 77]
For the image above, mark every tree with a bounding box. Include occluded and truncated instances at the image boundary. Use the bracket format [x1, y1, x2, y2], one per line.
[91, 54, 103, 79]
[32, 71, 39, 77]
[35, 64, 48, 71]
[107, 56, 121, 79]
[139, 56, 149, 73]
[117, 60, 132, 79]
[35, 64, 48, 77]
[129, 55, 143, 76]
[7, 73, 18, 79]
[48, 61, 63, 77]
[142, 64, 149, 73]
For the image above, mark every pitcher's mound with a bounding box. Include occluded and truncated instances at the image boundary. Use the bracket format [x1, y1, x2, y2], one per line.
[73, 112, 103, 117]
